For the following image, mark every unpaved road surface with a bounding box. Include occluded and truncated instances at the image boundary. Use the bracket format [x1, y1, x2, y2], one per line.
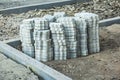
[0, 53, 39, 80]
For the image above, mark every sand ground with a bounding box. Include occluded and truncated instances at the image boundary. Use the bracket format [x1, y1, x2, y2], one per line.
[0, 52, 39, 80]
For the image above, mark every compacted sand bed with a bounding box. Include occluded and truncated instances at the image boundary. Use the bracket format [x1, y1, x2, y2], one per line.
[0, 53, 39, 80]
[45, 24, 120, 80]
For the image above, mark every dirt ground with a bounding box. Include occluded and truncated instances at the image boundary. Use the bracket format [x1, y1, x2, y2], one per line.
[0, 53, 39, 80]
[0, 0, 119, 80]
[45, 24, 120, 80]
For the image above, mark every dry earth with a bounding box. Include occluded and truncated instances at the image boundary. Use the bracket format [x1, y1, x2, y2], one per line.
[14, 24, 120, 80]
[45, 24, 120, 80]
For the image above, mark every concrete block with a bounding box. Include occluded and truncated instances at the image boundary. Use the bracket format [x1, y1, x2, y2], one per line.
[99, 17, 120, 27]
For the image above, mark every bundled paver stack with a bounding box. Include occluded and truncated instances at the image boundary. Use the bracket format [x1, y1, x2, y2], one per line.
[20, 12, 100, 62]
[57, 17, 77, 59]
[43, 14, 55, 22]
[50, 23, 67, 60]
[34, 18, 53, 62]
[75, 12, 100, 53]
[74, 17, 88, 56]
[54, 12, 66, 21]
[20, 19, 35, 58]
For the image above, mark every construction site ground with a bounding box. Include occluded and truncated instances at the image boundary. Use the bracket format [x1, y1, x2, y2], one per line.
[0, 52, 39, 80]
[0, 0, 120, 80]
[45, 24, 120, 80]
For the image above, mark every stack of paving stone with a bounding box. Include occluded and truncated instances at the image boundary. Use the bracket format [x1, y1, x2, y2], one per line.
[57, 17, 77, 59]
[20, 19, 35, 58]
[74, 17, 88, 56]
[54, 12, 66, 21]
[20, 12, 100, 61]
[34, 18, 53, 62]
[50, 23, 67, 60]
[43, 14, 55, 22]
[74, 12, 100, 54]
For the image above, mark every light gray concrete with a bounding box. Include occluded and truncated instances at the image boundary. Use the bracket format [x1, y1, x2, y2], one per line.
[0, 0, 89, 4]
[99, 17, 120, 27]
[0, 41, 72, 80]
[0, 55, 39, 80]
[0, 0, 69, 4]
